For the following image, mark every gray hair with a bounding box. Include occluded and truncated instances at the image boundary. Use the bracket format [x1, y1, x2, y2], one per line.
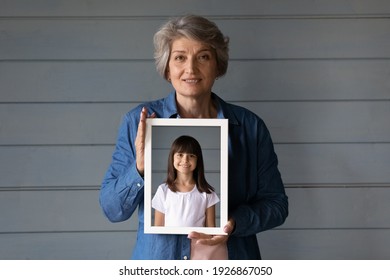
[153, 15, 230, 80]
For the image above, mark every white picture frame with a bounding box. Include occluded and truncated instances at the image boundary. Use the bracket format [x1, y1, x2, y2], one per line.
[144, 118, 228, 235]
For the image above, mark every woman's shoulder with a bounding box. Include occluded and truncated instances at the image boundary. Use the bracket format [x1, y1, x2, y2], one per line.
[216, 94, 265, 126]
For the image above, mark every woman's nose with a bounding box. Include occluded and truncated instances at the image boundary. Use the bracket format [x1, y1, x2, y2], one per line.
[185, 58, 197, 73]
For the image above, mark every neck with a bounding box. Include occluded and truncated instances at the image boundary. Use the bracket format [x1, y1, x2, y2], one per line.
[174, 174, 196, 192]
[176, 94, 217, 118]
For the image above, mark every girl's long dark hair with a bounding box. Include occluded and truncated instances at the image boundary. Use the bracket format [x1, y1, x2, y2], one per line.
[166, 135, 214, 193]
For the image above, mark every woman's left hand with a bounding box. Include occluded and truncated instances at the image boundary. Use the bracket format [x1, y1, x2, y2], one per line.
[188, 218, 235, 246]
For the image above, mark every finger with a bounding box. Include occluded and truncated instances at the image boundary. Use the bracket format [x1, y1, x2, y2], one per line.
[137, 107, 156, 136]
[137, 107, 148, 137]
[224, 218, 235, 235]
[188, 231, 229, 246]
[188, 231, 210, 240]
[135, 107, 148, 175]
[196, 235, 228, 246]
[135, 107, 147, 150]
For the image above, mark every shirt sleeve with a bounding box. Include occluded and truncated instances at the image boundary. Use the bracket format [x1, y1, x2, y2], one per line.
[151, 185, 166, 213]
[207, 191, 220, 208]
[99, 110, 145, 222]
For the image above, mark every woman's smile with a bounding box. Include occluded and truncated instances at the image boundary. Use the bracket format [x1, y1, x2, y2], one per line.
[167, 37, 218, 99]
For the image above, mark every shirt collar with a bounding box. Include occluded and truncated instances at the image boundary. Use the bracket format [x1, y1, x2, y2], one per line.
[162, 91, 239, 125]
[162, 92, 179, 118]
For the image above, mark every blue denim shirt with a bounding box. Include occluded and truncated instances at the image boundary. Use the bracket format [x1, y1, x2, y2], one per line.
[100, 92, 288, 260]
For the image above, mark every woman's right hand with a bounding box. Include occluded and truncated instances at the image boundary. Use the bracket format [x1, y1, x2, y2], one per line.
[135, 107, 155, 176]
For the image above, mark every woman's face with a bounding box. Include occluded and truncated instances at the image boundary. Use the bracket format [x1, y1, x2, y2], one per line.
[167, 37, 219, 100]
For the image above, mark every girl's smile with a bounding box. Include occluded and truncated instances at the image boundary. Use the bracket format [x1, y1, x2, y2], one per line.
[174, 152, 197, 174]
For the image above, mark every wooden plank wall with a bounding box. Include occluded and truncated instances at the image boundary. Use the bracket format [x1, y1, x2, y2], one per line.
[1, 0, 389, 259]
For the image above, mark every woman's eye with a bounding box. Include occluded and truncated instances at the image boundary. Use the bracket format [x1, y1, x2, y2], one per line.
[198, 54, 210, 61]
[174, 55, 185, 61]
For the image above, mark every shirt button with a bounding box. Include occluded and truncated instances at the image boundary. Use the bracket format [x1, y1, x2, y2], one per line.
[183, 256, 188, 260]
[137, 183, 141, 187]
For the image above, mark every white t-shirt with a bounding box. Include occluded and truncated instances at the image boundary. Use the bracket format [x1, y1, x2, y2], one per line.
[152, 183, 219, 227]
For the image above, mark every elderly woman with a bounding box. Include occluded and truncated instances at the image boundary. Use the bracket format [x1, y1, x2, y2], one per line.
[100, 15, 288, 260]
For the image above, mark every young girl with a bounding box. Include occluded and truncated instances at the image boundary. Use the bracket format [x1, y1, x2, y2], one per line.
[152, 135, 219, 228]
[152, 135, 227, 259]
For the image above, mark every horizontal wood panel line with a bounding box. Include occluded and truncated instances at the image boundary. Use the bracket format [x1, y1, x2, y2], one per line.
[1, 184, 389, 192]
[271, 228, 390, 231]
[234, 100, 390, 104]
[235, 99, 390, 103]
[0, 186, 101, 191]
[0, 230, 136, 235]
[0, 100, 390, 105]
[1, 14, 390, 20]
[2, 57, 390, 63]
[0, 144, 115, 147]
[1, 228, 390, 235]
[2, 99, 389, 105]
[2, 142, 390, 148]
[276, 141, 390, 145]
[0, 58, 154, 63]
[286, 183, 390, 188]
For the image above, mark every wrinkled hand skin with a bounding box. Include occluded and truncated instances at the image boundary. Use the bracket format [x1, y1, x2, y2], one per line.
[135, 107, 156, 176]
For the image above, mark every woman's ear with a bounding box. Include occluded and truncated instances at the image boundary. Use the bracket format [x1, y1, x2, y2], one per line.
[166, 68, 171, 82]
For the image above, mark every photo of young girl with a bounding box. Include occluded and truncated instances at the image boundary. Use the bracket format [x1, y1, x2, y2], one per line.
[152, 135, 220, 228]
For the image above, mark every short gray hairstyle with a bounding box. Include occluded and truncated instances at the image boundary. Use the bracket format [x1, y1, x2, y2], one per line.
[153, 15, 230, 80]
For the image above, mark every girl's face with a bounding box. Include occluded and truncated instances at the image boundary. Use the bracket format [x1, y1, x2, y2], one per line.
[173, 152, 197, 175]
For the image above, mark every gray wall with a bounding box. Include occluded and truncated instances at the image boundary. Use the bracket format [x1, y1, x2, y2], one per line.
[1, 0, 389, 259]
